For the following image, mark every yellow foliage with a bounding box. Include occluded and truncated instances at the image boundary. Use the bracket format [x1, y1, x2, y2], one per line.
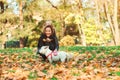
[59, 35, 75, 46]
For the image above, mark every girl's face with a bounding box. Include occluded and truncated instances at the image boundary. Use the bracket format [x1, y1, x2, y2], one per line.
[45, 27, 52, 37]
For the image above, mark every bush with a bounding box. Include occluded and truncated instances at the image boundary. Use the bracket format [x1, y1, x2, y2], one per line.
[4, 40, 20, 48]
[59, 35, 75, 46]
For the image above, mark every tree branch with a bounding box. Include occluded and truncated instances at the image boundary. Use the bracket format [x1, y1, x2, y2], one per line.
[46, 0, 58, 10]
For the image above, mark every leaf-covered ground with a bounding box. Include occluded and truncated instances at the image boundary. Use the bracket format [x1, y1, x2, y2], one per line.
[0, 47, 120, 80]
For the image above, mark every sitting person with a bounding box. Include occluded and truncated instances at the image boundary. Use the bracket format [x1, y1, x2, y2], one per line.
[37, 24, 59, 61]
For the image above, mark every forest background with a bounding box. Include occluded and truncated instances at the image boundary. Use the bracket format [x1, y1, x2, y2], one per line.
[0, 0, 120, 48]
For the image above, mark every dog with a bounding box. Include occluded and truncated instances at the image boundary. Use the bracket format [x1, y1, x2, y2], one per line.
[39, 46, 73, 63]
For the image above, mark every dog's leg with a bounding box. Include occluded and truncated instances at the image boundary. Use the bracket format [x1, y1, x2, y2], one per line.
[48, 58, 52, 63]
[66, 54, 70, 62]
[60, 57, 66, 63]
[66, 57, 69, 62]
[66, 53, 73, 62]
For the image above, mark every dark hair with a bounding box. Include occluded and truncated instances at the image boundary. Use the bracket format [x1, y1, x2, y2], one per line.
[43, 25, 55, 35]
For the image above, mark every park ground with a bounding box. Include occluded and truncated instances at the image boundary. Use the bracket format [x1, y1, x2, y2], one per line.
[0, 46, 120, 80]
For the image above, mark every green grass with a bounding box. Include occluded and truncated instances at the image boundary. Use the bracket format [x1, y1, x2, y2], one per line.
[0, 46, 120, 58]
[60, 46, 120, 53]
[50, 76, 58, 80]
[28, 71, 38, 79]
[0, 47, 33, 54]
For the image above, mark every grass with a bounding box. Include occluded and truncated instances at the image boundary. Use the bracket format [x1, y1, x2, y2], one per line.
[1, 46, 120, 79]
[0, 46, 120, 61]
[0, 46, 120, 56]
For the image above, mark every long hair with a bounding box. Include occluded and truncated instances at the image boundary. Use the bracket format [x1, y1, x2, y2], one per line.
[43, 25, 56, 36]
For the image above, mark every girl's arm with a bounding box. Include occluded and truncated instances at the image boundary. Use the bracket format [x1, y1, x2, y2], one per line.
[52, 30, 59, 50]
[37, 33, 44, 50]
[54, 35, 59, 50]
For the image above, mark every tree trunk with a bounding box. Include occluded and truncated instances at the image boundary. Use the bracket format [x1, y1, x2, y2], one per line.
[104, 0, 120, 45]
[0, 1, 4, 13]
[94, 0, 104, 43]
[19, 1, 24, 48]
[61, 20, 66, 37]
[77, 0, 86, 46]
[19, 1, 23, 29]
[78, 24, 86, 46]
[104, 1, 116, 45]
[113, 0, 120, 45]
[59, 12, 66, 38]
[118, 0, 120, 38]
[19, 37, 28, 48]
[20, 37, 24, 48]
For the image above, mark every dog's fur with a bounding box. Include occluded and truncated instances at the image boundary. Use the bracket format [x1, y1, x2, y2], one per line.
[39, 46, 73, 63]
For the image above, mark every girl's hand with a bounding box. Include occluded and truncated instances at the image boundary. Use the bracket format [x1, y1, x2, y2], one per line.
[43, 38, 52, 42]
[43, 39, 46, 42]
[54, 49, 57, 52]
[53, 49, 58, 56]
[46, 38, 52, 42]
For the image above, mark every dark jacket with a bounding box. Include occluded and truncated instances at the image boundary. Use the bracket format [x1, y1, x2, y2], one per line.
[37, 33, 59, 51]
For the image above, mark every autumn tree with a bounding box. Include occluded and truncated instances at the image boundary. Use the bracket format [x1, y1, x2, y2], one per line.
[104, 0, 120, 45]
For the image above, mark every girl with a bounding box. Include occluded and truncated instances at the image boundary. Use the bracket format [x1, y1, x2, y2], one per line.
[37, 25, 59, 61]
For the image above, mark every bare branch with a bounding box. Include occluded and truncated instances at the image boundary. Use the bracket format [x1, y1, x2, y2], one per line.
[46, 0, 58, 10]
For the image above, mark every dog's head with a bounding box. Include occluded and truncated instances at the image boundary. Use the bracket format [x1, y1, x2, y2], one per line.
[39, 46, 49, 54]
